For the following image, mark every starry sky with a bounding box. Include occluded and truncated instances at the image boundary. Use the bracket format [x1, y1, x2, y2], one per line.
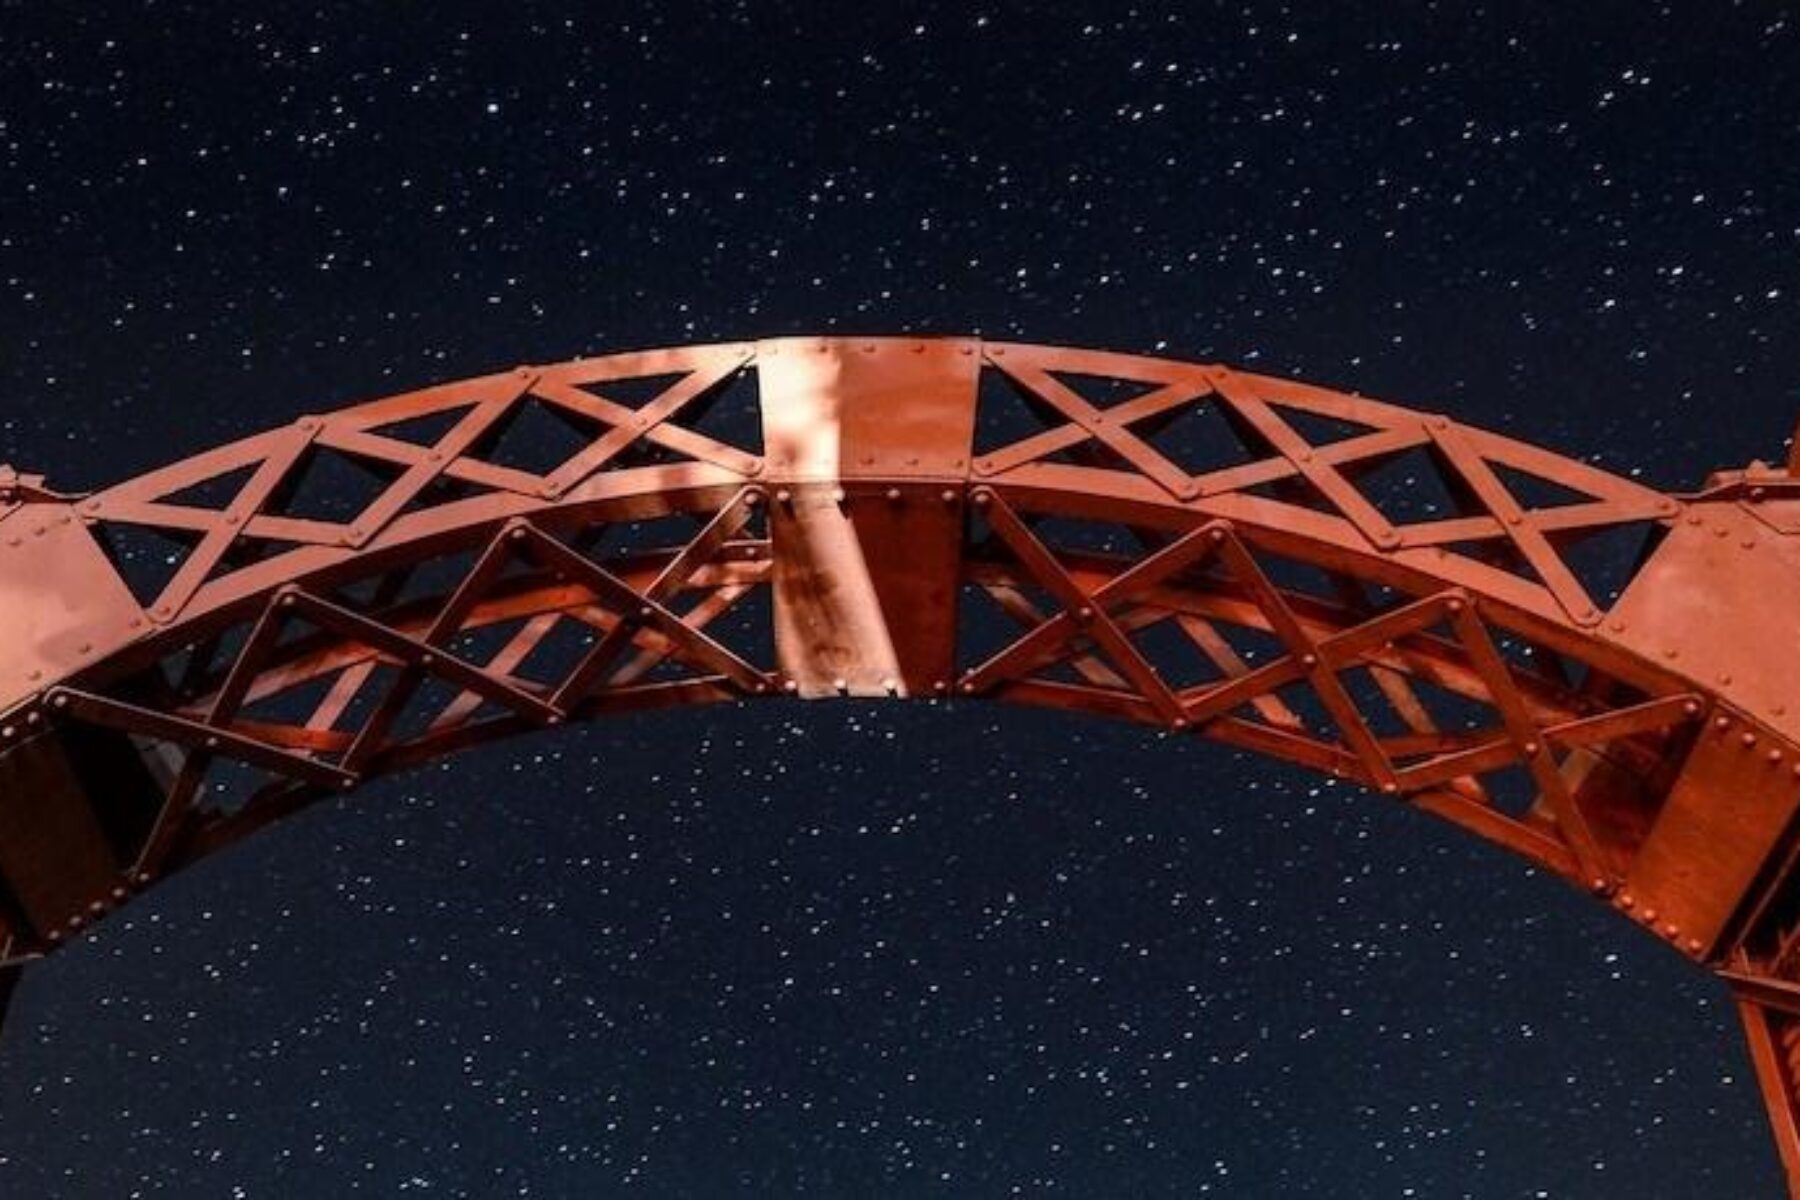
[1, 3, 1798, 1196]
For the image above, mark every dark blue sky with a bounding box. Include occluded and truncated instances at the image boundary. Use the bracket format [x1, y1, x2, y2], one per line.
[1, 3, 1797, 1196]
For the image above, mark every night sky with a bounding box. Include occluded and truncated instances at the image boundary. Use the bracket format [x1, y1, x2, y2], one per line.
[1, 3, 1798, 1196]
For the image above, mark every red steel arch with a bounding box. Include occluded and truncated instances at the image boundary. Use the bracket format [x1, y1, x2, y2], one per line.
[5, 337, 1800, 1188]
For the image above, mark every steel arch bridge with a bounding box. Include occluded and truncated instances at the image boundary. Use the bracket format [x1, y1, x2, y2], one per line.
[3, 337, 1800, 1188]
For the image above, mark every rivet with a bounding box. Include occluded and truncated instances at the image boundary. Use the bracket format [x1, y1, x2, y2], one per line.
[1076, 605, 1095, 622]
[1447, 597, 1465, 613]
[1719, 673, 1733, 685]
[940, 489, 958, 505]
[1300, 653, 1318, 668]
[1642, 909, 1658, 923]
[1663, 648, 1679, 660]
[1619, 893, 1635, 909]
[1713, 715, 1731, 731]
[885, 488, 902, 502]
[972, 491, 993, 508]
[1769, 749, 1784, 764]
[882, 677, 898, 695]
[832, 488, 846, 504]
[1523, 741, 1540, 756]
[509, 527, 528, 541]
[833, 677, 849, 692]
[1380, 781, 1398, 794]
[933, 680, 948, 694]
[1681, 700, 1701, 717]
[783, 679, 800, 695]
[776, 489, 792, 504]
[1686, 938, 1704, 954]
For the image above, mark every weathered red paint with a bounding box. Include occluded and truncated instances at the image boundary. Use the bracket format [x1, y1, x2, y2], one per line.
[2, 337, 1798, 1190]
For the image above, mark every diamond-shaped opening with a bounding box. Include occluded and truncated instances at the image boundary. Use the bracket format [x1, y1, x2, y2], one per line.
[974, 366, 1069, 456]
[265, 445, 402, 526]
[1132, 398, 1262, 479]
[93, 521, 199, 607]
[364, 404, 479, 449]
[446, 614, 544, 674]
[313, 660, 403, 735]
[1023, 513, 1158, 559]
[1490, 462, 1598, 512]
[1254, 678, 1338, 738]
[1045, 370, 1168, 411]
[467, 395, 606, 479]
[669, 365, 764, 456]
[1124, 613, 1232, 691]
[1204, 617, 1292, 673]
[1344, 443, 1472, 528]
[1547, 520, 1664, 610]
[391, 673, 472, 741]
[1342, 663, 1504, 751]
[1269, 404, 1383, 449]
[158, 462, 259, 513]
[508, 613, 604, 688]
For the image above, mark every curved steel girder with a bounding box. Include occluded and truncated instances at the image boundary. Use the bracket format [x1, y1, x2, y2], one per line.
[6, 337, 1800, 1190]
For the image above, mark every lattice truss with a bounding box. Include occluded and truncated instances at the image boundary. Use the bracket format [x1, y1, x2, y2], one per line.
[18, 341, 1697, 909]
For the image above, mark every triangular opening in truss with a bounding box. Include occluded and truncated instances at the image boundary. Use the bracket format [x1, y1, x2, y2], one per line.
[157, 463, 261, 513]
[364, 404, 480, 450]
[584, 371, 692, 411]
[687, 578, 775, 677]
[93, 521, 200, 608]
[1490, 462, 1599, 512]
[592, 511, 710, 561]
[1044, 370, 1167, 411]
[394, 472, 492, 519]
[1022, 513, 1164, 560]
[1241, 473, 1347, 518]
[1548, 519, 1664, 611]
[973, 366, 1069, 458]
[676, 363, 764, 457]
[1267, 404, 1384, 450]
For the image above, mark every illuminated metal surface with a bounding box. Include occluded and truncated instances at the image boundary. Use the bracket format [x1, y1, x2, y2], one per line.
[4, 336, 1800, 1189]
